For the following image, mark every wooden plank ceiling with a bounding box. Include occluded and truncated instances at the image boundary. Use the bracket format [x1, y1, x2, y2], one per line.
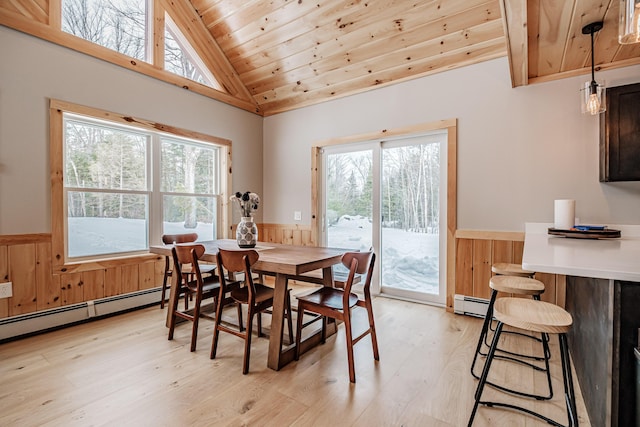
[191, 0, 640, 115]
[191, 0, 508, 115]
[2, 0, 639, 115]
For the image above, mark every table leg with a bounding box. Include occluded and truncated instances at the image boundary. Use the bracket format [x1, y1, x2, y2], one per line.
[321, 266, 334, 287]
[267, 273, 288, 370]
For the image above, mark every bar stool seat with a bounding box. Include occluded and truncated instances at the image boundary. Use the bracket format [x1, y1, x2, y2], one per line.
[491, 262, 535, 278]
[471, 276, 550, 397]
[490, 275, 545, 295]
[468, 298, 578, 427]
[494, 298, 572, 334]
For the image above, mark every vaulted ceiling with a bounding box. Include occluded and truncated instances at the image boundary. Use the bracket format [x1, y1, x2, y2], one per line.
[1, 0, 639, 116]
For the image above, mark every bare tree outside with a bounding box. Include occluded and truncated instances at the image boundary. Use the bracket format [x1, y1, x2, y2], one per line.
[326, 138, 443, 297]
[62, 0, 147, 61]
[327, 144, 439, 233]
[64, 118, 218, 258]
[164, 28, 210, 86]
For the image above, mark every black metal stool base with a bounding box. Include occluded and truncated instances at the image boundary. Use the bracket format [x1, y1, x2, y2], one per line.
[467, 323, 579, 427]
[470, 290, 553, 399]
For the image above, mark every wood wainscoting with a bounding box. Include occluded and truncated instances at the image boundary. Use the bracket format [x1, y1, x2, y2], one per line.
[0, 224, 312, 320]
[0, 234, 165, 320]
[1, 227, 564, 321]
[455, 230, 565, 308]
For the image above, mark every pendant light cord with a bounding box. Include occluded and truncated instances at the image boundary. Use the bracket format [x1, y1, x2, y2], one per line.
[590, 28, 596, 85]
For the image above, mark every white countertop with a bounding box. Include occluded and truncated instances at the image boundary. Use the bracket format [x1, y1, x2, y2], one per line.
[522, 223, 640, 282]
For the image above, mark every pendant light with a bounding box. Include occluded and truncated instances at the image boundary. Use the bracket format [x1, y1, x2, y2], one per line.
[581, 22, 606, 115]
[619, 0, 640, 44]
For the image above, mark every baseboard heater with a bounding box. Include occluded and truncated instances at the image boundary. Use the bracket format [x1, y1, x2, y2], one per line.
[0, 287, 162, 342]
[453, 294, 490, 318]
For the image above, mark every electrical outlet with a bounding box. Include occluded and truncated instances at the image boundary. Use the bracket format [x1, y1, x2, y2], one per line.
[294, 211, 302, 221]
[0, 282, 13, 299]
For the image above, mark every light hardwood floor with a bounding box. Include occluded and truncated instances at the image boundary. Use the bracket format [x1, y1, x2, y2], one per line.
[0, 292, 591, 426]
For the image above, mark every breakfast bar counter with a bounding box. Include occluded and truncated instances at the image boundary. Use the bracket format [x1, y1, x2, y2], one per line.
[522, 223, 640, 427]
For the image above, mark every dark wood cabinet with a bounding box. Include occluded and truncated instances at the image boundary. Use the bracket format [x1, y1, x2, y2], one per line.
[600, 82, 640, 182]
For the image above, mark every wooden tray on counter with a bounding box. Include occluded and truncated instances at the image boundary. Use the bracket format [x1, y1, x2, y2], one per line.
[548, 227, 621, 239]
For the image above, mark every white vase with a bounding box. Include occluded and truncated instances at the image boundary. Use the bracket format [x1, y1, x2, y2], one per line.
[236, 216, 257, 248]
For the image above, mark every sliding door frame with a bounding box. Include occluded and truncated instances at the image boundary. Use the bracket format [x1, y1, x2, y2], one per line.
[311, 119, 457, 311]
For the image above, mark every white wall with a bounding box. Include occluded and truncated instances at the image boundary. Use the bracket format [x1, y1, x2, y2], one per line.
[2, 25, 638, 234]
[263, 57, 640, 231]
[0, 27, 264, 234]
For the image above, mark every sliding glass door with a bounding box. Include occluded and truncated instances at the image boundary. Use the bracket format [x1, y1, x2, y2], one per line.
[322, 132, 447, 305]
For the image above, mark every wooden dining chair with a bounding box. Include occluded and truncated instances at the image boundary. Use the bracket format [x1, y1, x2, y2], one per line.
[211, 248, 294, 374]
[295, 251, 379, 383]
[168, 244, 225, 352]
[160, 233, 215, 309]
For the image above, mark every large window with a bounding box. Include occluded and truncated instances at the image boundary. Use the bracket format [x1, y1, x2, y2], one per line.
[313, 120, 457, 308]
[62, 0, 149, 62]
[164, 15, 223, 91]
[60, 0, 223, 91]
[322, 133, 447, 306]
[59, 106, 228, 261]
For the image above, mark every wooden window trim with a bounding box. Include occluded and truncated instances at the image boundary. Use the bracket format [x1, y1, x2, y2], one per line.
[49, 99, 232, 269]
[311, 119, 457, 310]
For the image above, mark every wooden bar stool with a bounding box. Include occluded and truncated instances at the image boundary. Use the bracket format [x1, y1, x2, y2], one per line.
[488, 263, 539, 348]
[468, 298, 577, 427]
[491, 262, 535, 278]
[470, 276, 552, 399]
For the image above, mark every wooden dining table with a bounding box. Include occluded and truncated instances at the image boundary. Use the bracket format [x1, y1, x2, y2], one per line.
[149, 239, 345, 370]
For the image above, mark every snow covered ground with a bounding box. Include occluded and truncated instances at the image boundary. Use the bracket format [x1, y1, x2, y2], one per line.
[69, 216, 440, 296]
[328, 215, 440, 294]
[67, 218, 213, 258]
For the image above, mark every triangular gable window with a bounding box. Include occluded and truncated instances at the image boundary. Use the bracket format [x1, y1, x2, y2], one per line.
[164, 14, 223, 92]
[61, 0, 225, 93]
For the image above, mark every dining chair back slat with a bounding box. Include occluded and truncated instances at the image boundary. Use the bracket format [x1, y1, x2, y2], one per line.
[159, 233, 199, 308]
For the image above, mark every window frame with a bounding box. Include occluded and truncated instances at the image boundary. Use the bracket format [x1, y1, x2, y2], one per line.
[311, 119, 457, 309]
[50, 99, 232, 267]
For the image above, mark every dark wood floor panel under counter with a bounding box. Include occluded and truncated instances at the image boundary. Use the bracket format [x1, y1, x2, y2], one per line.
[566, 277, 640, 427]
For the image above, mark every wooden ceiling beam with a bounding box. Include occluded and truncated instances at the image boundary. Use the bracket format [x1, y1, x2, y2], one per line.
[500, 0, 528, 87]
[559, 0, 611, 73]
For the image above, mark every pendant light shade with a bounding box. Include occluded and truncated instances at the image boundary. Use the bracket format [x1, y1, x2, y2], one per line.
[581, 22, 606, 115]
[619, 0, 640, 44]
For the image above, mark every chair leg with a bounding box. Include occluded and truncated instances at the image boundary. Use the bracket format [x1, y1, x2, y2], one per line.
[237, 303, 244, 332]
[468, 322, 504, 426]
[559, 333, 579, 427]
[210, 291, 225, 359]
[343, 311, 356, 383]
[160, 271, 169, 309]
[295, 303, 305, 361]
[190, 291, 202, 352]
[364, 300, 380, 360]
[257, 312, 263, 337]
[321, 316, 327, 344]
[286, 291, 294, 345]
[243, 306, 254, 375]
[168, 289, 181, 341]
[471, 290, 497, 378]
